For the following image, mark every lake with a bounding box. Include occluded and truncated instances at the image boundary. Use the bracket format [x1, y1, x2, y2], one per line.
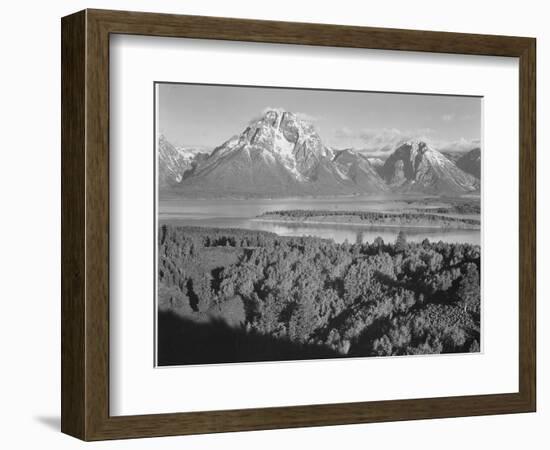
[159, 196, 480, 245]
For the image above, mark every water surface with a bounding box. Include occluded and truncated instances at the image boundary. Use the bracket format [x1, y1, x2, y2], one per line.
[159, 196, 480, 245]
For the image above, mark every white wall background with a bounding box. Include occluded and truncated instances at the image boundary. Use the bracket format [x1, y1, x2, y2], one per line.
[0, 0, 546, 448]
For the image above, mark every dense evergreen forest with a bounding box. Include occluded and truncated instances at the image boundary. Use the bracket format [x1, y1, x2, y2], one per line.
[257, 209, 480, 228]
[414, 205, 480, 215]
[158, 225, 480, 365]
[405, 197, 481, 215]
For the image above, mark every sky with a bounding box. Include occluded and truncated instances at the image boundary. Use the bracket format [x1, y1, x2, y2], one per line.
[157, 82, 481, 156]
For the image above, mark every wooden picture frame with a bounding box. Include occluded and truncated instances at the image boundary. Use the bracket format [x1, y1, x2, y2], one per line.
[61, 9, 536, 441]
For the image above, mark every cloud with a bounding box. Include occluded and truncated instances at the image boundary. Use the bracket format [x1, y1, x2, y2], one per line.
[295, 112, 320, 123]
[332, 127, 435, 156]
[331, 127, 479, 156]
[334, 126, 355, 138]
[437, 137, 481, 153]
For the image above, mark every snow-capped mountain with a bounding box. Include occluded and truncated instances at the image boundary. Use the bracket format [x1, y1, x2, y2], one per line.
[456, 148, 481, 179]
[441, 151, 463, 164]
[160, 112, 480, 198]
[172, 109, 386, 197]
[379, 141, 479, 194]
[332, 149, 388, 192]
[158, 135, 207, 187]
[366, 157, 385, 167]
[364, 156, 386, 177]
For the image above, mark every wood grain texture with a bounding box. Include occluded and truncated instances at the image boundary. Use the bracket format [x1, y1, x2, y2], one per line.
[89, 8, 533, 56]
[60, 10, 86, 439]
[60, 8, 537, 441]
[518, 38, 536, 410]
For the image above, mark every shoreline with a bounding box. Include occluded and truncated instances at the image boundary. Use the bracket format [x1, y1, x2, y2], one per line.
[160, 193, 481, 202]
[252, 217, 480, 231]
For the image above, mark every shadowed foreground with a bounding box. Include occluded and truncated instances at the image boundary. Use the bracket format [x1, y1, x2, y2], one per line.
[157, 310, 341, 366]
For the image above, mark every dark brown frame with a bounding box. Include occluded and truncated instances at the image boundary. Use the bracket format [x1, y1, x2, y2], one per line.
[61, 9, 536, 441]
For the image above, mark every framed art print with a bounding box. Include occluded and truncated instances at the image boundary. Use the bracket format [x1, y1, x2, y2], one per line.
[61, 9, 536, 440]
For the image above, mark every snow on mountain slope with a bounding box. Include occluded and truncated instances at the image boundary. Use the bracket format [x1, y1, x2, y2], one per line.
[366, 157, 385, 167]
[456, 147, 481, 179]
[380, 141, 479, 194]
[332, 149, 388, 192]
[158, 135, 208, 187]
[161, 113, 479, 198]
[175, 109, 386, 197]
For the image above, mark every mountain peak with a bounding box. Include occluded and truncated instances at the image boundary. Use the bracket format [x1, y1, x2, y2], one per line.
[167, 108, 389, 197]
[262, 107, 293, 120]
[249, 109, 314, 136]
[238, 108, 328, 164]
[397, 139, 431, 154]
[158, 135, 204, 186]
[456, 147, 481, 179]
[380, 140, 479, 194]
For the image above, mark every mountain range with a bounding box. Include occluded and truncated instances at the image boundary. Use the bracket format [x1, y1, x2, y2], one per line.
[455, 147, 481, 179]
[158, 135, 208, 188]
[160, 109, 481, 198]
[379, 141, 479, 194]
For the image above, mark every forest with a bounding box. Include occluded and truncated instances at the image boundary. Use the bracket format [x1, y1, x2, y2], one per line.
[257, 209, 480, 228]
[157, 225, 481, 365]
[405, 197, 481, 215]
[413, 206, 480, 215]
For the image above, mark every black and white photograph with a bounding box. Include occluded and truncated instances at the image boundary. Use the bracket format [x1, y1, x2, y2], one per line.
[156, 83, 482, 366]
